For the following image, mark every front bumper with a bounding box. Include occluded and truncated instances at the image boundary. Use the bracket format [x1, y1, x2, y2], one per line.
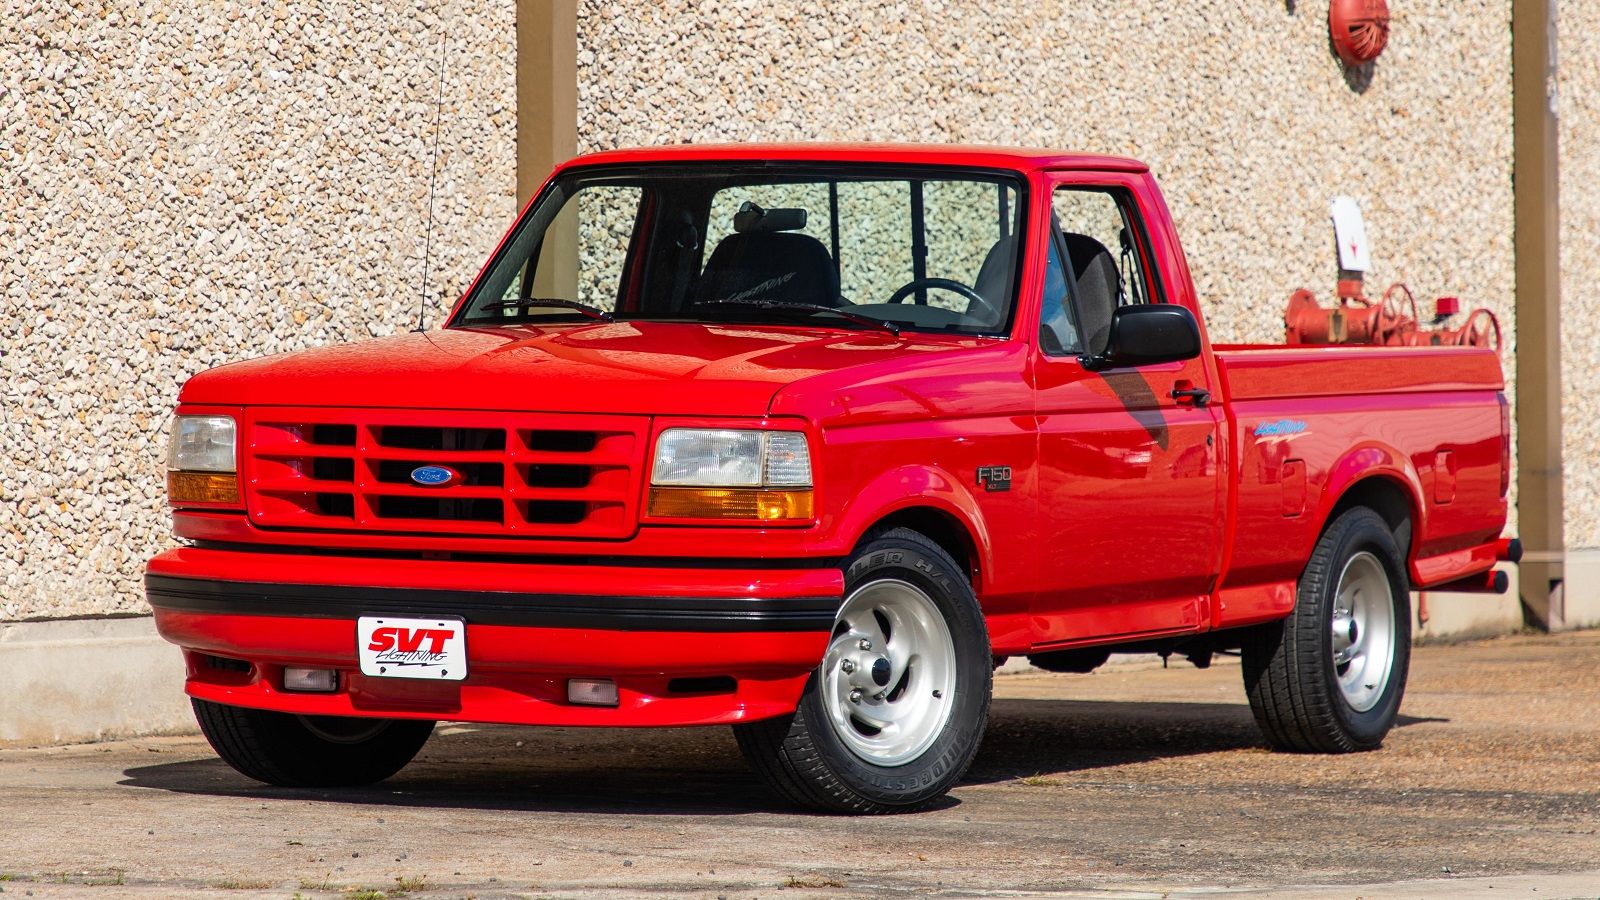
[146, 546, 843, 727]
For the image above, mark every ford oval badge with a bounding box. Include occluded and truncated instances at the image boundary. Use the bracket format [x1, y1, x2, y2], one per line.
[409, 465, 460, 487]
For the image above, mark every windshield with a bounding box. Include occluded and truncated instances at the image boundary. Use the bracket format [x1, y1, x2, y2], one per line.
[451, 163, 1026, 336]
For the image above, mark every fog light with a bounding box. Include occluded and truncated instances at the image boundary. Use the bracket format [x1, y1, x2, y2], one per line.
[567, 678, 618, 707]
[283, 667, 338, 693]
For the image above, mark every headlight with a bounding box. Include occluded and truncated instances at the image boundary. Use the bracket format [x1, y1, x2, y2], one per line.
[648, 428, 813, 522]
[651, 429, 812, 488]
[168, 415, 237, 472]
[167, 415, 240, 505]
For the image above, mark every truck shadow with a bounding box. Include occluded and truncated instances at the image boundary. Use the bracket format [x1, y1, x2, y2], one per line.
[966, 698, 1442, 784]
[117, 698, 1446, 816]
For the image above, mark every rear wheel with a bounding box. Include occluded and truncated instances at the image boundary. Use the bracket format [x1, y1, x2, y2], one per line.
[1242, 506, 1411, 752]
[735, 528, 992, 813]
[192, 698, 434, 787]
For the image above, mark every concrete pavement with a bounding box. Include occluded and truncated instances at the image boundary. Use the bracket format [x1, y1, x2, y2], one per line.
[1, 631, 1597, 898]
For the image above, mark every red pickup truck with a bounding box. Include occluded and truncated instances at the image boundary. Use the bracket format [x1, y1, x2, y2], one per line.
[149, 145, 1510, 813]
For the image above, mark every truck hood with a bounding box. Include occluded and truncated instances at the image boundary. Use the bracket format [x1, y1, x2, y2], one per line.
[180, 321, 990, 417]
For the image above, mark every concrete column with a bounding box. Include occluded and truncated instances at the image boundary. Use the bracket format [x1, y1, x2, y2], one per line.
[516, 0, 577, 206]
[1512, 0, 1565, 630]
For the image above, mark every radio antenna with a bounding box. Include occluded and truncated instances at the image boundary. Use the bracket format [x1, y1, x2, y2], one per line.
[413, 34, 448, 333]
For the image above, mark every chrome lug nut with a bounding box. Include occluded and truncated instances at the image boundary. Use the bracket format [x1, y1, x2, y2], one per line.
[849, 688, 863, 704]
[840, 659, 856, 674]
[858, 638, 873, 651]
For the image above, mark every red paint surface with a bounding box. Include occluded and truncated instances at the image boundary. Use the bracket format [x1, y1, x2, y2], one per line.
[152, 145, 1509, 727]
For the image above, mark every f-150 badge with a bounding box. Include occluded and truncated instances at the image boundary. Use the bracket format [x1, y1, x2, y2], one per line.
[976, 466, 1013, 492]
[1254, 419, 1310, 447]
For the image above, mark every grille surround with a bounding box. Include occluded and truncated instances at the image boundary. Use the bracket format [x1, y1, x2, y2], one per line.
[243, 408, 649, 539]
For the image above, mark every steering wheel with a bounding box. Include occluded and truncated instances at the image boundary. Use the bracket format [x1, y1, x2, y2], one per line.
[884, 277, 1000, 323]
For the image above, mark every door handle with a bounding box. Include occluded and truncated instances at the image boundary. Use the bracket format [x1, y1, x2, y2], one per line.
[1171, 384, 1211, 407]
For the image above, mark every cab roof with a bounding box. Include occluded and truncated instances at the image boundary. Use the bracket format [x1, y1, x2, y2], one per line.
[558, 143, 1149, 175]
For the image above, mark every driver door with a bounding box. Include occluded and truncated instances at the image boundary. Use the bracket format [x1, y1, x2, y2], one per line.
[1031, 172, 1226, 647]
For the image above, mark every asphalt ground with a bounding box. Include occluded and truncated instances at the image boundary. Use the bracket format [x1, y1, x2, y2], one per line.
[1, 631, 1598, 899]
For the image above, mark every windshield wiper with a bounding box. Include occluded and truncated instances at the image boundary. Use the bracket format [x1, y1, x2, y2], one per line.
[698, 299, 900, 336]
[480, 298, 613, 321]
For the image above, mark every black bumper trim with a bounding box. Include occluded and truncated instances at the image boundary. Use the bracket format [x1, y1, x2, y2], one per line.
[145, 575, 840, 633]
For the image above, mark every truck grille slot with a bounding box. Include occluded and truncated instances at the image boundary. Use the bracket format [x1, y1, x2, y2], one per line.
[527, 430, 599, 453]
[309, 424, 356, 446]
[524, 464, 591, 488]
[244, 409, 649, 539]
[312, 458, 355, 482]
[315, 493, 356, 518]
[522, 500, 589, 524]
[377, 425, 506, 452]
[376, 495, 504, 522]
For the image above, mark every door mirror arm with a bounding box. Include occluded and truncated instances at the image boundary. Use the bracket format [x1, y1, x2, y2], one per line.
[1077, 352, 1113, 372]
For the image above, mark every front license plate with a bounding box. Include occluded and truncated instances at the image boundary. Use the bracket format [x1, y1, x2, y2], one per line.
[357, 615, 467, 681]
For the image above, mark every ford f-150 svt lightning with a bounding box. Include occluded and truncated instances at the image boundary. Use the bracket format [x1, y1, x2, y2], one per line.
[148, 145, 1511, 813]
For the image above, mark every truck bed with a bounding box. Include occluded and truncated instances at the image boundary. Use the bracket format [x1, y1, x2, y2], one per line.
[1209, 343, 1507, 629]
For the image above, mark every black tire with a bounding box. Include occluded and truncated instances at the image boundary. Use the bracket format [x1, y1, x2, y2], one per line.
[734, 528, 992, 814]
[192, 698, 435, 787]
[1242, 506, 1411, 753]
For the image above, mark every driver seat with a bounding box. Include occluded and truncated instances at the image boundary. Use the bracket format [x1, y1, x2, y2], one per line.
[1063, 232, 1122, 357]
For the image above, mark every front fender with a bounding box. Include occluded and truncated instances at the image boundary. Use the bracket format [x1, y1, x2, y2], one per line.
[829, 463, 1033, 654]
[834, 464, 994, 584]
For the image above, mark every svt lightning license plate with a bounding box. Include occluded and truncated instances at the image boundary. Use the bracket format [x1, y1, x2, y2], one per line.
[357, 616, 467, 681]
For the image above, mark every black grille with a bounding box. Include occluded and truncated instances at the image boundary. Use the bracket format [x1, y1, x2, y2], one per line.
[378, 425, 506, 452]
[376, 495, 504, 523]
[528, 430, 599, 453]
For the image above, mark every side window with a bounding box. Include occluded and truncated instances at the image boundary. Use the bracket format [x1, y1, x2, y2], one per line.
[1050, 187, 1161, 356]
[1039, 237, 1081, 354]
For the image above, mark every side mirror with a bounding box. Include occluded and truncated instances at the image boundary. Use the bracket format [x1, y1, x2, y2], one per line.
[1082, 304, 1202, 370]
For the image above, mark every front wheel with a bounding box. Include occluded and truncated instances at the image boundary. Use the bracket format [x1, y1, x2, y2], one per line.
[735, 528, 992, 813]
[192, 698, 435, 787]
[1242, 506, 1411, 753]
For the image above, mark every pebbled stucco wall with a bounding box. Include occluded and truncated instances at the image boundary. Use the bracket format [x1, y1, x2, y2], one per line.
[0, 1, 516, 619]
[0, 1, 1532, 620]
[575, 1, 1516, 352]
[1560, 0, 1600, 550]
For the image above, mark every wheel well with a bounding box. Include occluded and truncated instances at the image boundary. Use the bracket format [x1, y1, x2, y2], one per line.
[1327, 476, 1415, 558]
[866, 507, 980, 584]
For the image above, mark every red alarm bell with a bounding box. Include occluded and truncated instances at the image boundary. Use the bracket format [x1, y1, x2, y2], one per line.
[1330, 0, 1391, 66]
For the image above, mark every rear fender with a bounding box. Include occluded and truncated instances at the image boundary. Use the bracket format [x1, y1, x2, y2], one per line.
[1315, 443, 1427, 573]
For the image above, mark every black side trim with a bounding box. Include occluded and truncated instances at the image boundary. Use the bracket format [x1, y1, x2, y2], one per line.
[146, 575, 839, 633]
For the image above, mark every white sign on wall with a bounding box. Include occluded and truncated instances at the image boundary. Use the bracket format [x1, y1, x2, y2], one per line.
[1330, 196, 1372, 272]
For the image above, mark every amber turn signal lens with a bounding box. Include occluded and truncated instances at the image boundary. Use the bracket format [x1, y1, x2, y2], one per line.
[647, 487, 813, 521]
[167, 471, 240, 505]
